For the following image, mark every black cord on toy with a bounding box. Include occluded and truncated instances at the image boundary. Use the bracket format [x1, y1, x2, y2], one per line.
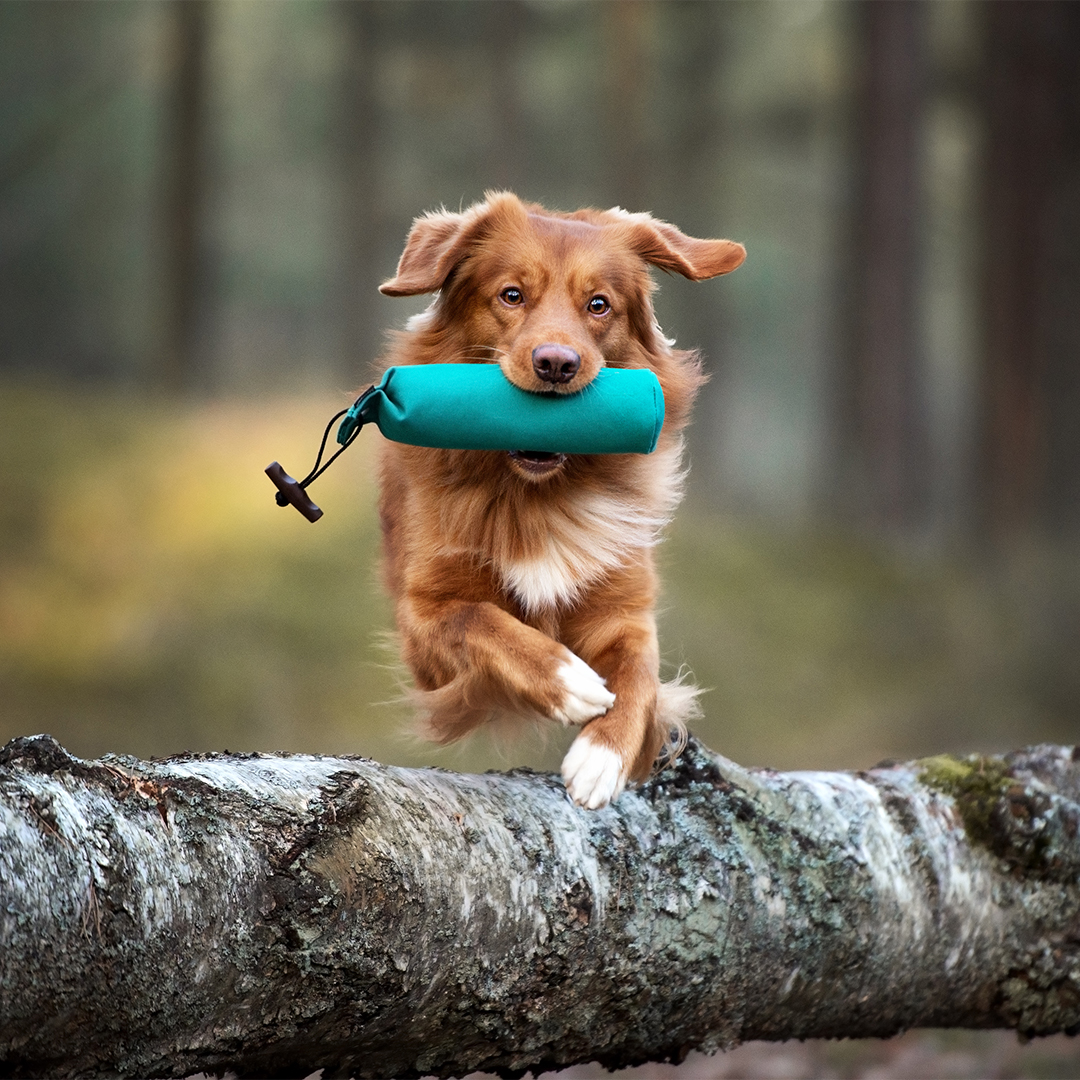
[265, 386, 375, 522]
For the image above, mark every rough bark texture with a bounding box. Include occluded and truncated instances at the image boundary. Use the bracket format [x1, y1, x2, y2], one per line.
[1, 734, 1079, 1079]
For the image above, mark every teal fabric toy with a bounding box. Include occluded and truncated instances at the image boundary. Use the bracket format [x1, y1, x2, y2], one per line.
[339, 363, 664, 453]
[266, 363, 665, 521]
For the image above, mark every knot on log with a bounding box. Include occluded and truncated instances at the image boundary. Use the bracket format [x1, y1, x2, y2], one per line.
[0, 733, 86, 776]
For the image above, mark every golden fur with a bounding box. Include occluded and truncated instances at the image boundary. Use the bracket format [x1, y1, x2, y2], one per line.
[375, 192, 744, 808]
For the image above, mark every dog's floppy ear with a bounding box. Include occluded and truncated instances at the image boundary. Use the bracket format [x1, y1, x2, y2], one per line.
[381, 192, 530, 297]
[621, 213, 746, 280]
[379, 210, 475, 297]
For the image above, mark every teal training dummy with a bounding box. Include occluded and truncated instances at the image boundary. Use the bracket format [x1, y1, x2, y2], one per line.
[266, 363, 665, 522]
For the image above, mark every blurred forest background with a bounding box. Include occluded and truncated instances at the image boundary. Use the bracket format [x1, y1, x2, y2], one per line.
[3, 0, 1080, 781]
[3, 1, 1080, 1075]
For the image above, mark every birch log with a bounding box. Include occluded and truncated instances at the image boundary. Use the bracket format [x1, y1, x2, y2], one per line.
[1, 733, 1079, 1079]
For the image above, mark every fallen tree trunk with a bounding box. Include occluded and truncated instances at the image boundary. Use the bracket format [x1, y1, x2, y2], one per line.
[1, 733, 1079, 1079]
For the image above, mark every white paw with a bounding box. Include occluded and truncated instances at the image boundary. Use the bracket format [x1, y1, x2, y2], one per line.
[561, 734, 626, 810]
[552, 652, 616, 726]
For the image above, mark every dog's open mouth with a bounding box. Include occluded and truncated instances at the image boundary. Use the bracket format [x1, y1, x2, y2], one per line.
[507, 449, 568, 477]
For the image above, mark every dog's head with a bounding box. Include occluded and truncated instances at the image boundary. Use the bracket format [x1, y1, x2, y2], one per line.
[380, 192, 744, 480]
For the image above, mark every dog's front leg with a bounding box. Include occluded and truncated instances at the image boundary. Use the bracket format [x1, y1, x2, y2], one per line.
[399, 593, 615, 742]
[559, 610, 663, 809]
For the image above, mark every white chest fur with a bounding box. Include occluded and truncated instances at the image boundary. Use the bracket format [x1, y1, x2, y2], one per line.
[497, 483, 674, 613]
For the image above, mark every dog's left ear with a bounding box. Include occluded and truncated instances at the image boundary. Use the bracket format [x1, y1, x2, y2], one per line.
[626, 216, 746, 280]
[379, 209, 476, 297]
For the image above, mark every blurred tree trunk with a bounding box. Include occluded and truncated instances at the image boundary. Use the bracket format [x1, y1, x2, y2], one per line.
[486, 0, 528, 194]
[661, 0, 726, 225]
[160, 0, 210, 392]
[658, 0, 728, 320]
[834, 0, 930, 533]
[656, 1, 731, 484]
[3, 733, 1080, 1078]
[603, 0, 653, 210]
[978, 1, 1080, 539]
[338, 1, 383, 382]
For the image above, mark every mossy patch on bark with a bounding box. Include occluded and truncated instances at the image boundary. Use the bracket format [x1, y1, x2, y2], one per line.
[918, 754, 1014, 851]
[917, 752, 1080, 880]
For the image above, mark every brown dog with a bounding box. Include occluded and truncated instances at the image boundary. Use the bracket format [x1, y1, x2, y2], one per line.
[376, 192, 745, 808]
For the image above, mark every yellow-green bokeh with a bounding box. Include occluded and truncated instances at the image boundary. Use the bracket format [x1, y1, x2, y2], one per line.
[2, 380, 1070, 775]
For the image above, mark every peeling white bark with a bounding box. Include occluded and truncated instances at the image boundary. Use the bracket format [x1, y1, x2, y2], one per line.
[1, 734, 1079, 1079]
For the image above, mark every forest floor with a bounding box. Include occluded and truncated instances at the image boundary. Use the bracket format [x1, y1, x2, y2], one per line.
[558, 1030, 1080, 1079]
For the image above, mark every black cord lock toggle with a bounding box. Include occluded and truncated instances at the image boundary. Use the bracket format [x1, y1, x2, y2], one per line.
[265, 385, 378, 522]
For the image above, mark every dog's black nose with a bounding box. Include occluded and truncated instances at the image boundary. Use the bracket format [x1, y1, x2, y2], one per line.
[532, 344, 581, 384]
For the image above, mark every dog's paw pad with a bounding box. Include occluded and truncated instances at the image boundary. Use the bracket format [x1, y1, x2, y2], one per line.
[561, 735, 626, 810]
[552, 653, 616, 726]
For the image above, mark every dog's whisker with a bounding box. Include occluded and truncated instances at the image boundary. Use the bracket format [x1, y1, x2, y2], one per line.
[439, 347, 508, 364]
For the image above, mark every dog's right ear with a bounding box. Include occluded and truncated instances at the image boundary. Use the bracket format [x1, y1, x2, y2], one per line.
[630, 219, 746, 281]
[605, 208, 745, 281]
[379, 210, 475, 297]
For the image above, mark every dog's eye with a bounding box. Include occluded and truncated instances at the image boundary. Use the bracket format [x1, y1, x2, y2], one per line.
[500, 287, 524, 306]
[587, 295, 610, 315]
